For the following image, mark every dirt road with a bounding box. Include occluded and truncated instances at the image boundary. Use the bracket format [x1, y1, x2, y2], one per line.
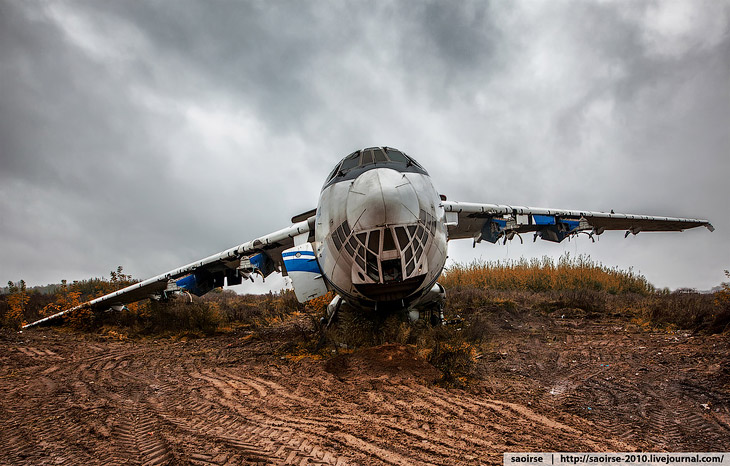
[1, 314, 728, 465]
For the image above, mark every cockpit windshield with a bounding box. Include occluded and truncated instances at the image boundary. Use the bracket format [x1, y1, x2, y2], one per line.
[324, 146, 428, 187]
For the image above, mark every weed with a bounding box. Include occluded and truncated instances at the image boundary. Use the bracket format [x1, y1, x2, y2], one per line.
[420, 326, 478, 388]
[100, 298, 222, 337]
[646, 291, 719, 333]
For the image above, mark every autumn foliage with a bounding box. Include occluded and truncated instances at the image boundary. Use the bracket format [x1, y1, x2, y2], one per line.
[4, 280, 30, 329]
[441, 254, 653, 295]
[2, 261, 728, 338]
[1, 267, 138, 330]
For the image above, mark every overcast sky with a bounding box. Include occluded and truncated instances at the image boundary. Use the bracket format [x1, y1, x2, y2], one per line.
[1, 0, 728, 294]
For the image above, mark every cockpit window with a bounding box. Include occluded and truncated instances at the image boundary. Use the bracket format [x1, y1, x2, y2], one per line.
[339, 151, 360, 172]
[326, 162, 341, 182]
[360, 150, 374, 165]
[394, 226, 409, 250]
[407, 155, 424, 169]
[325, 146, 429, 187]
[385, 149, 408, 163]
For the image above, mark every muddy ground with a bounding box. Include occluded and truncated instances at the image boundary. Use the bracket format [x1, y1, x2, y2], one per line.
[1, 312, 729, 465]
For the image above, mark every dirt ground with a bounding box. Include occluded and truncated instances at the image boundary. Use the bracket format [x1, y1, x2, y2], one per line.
[1, 312, 729, 465]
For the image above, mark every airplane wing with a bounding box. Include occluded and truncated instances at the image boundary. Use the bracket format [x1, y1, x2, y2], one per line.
[23, 216, 316, 328]
[441, 201, 713, 244]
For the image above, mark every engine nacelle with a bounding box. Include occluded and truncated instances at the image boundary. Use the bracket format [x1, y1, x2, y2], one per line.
[533, 215, 581, 243]
[175, 271, 216, 296]
[238, 252, 276, 281]
[480, 218, 505, 244]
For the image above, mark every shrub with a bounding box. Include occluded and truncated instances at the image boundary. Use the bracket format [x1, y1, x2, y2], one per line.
[3, 280, 29, 329]
[644, 291, 716, 332]
[424, 326, 477, 388]
[105, 298, 222, 336]
[711, 271, 730, 333]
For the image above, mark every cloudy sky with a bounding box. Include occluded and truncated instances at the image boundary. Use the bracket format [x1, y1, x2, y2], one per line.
[1, 0, 728, 294]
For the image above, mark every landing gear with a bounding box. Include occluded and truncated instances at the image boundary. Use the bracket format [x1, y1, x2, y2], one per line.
[418, 282, 446, 326]
[320, 294, 344, 328]
[407, 303, 443, 326]
[428, 304, 444, 326]
[321, 283, 447, 328]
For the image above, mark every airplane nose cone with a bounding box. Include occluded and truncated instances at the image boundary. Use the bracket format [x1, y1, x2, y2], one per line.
[346, 168, 420, 230]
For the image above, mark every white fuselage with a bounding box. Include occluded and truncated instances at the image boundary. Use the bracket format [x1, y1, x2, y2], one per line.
[314, 163, 448, 310]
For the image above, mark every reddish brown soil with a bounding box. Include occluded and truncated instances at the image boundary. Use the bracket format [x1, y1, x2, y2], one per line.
[1, 314, 728, 465]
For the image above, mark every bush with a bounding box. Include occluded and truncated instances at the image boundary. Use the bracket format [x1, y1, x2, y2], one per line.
[643, 285, 729, 334]
[420, 326, 477, 388]
[103, 298, 222, 336]
[201, 289, 305, 329]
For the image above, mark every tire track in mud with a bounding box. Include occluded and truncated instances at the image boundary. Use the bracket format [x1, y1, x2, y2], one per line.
[185, 363, 479, 465]
[113, 406, 174, 466]
[214, 368, 468, 464]
[0, 399, 115, 466]
[1, 340, 164, 466]
[186, 364, 359, 465]
[211, 363, 623, 464]
[3, 324, 729, 465]
[15, 346, 63, 359]
[398, 382, 629, 454]
[547, 330, 730, 450]
[0, 340, 634, 465]
[1, 339, 116, 464]
[150, 363, 353, 465]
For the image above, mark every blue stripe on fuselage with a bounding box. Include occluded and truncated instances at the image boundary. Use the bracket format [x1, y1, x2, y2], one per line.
[283, 257, 321, 274]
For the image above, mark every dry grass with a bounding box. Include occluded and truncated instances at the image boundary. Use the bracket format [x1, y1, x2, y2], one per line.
[441, 254, 654, 295]
[101, 299, 223, 337]
[3, 261, 728, 342]
[442, 258, 729, 335]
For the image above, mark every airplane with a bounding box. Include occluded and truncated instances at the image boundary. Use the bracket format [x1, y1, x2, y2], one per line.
[24, 146, 714, 328]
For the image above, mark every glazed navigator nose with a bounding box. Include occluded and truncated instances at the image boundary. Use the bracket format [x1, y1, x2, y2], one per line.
[345, 168, 420, 230]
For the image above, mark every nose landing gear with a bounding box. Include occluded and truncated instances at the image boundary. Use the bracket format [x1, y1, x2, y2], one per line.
[429, 304, 445, 326]
[407, 304, 444, 325]
[419, 282, 446, 325]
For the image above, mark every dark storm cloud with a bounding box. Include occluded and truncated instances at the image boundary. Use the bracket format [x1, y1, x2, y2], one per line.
[1, 0, 728, 291]
[394, 2, 504, 95]
[73, 1, 346, 136]
[0, 1, 234, 280]
[70, 1, 507, 132]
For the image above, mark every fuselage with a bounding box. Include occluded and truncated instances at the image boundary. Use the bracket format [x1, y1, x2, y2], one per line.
[313, 147, 448, 310]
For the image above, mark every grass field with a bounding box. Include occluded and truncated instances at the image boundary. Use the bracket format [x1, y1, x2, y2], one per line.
[3, 256, 728, 338]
